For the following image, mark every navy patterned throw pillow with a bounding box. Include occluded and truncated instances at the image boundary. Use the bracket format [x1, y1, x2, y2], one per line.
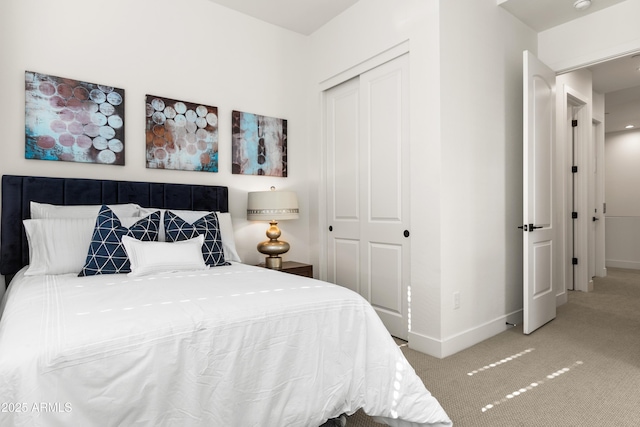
[164, 211, 228, 267]
[79, 206, 161, 276]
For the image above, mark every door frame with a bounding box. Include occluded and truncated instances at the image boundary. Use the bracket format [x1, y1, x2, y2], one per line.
[592, 117, 607, 279]
[560, 85, 592, 294]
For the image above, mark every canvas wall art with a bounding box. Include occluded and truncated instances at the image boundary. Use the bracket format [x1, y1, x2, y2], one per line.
[145, 95, 219, 172]
[232, 110, 287, 177]
[25, 71, 125, 165]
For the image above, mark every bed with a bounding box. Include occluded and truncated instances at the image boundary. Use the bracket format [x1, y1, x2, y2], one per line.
[0, 175, 451, 427]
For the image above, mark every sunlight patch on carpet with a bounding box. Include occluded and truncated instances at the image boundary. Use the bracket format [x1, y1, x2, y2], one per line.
[467, 348, 535, 376]
[480, 361, 584, 413]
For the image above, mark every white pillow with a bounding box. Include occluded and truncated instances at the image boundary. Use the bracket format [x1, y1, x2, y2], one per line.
[139, 208, 242, 262]
[218, 213, 241, 262]
[22, 216, 148, 276]
[122, 235, 208, 277]
[23, 218, 96, 275]
[30, 202, 141, 219]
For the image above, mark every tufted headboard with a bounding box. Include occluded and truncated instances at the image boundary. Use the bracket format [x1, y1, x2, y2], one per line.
[1, 175, 229, 286]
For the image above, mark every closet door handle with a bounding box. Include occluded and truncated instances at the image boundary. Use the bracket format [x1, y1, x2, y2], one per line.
[329, 225, 333, 232]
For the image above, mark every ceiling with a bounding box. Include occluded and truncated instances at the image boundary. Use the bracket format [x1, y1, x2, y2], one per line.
[500, 0, 640, 133]
[208, 0, 640, 133]
[206, 0, 359, 35]
[497, 0, 627, 32]
[588, 54, 640, 133]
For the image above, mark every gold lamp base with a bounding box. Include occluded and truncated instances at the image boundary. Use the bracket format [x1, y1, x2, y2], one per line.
[263, 256, 284, 270]
[257, 220, 290, 270]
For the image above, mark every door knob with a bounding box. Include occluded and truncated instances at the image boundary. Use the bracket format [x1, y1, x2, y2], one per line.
[592, 217, 599, 222]
[329, 225, 333, 231]
[403, 230, 410, 238]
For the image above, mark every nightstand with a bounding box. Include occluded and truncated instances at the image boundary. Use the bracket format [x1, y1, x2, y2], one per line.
[257, 261, 313, 278]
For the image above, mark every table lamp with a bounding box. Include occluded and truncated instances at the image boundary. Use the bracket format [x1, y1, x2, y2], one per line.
[247, 187, 299, 269]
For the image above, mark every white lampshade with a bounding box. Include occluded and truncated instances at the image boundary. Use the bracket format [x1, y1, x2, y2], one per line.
[247, 190, 299, 221]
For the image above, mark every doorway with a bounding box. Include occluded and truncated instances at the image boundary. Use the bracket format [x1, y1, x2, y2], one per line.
[575, 52, 640, 277]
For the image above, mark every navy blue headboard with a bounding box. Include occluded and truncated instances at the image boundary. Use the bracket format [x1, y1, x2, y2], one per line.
[1, 175, 229, 285]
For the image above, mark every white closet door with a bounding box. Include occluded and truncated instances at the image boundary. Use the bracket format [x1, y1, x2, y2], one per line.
[326, 54, 410, 339]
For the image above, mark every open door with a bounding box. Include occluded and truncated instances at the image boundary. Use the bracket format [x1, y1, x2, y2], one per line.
[522, 50, 556, 334]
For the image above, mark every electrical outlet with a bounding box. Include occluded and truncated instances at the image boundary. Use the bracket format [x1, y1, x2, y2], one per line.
[453, 292, 460, 310]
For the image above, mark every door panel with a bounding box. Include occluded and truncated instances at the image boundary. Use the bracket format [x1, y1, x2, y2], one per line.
[532, 76, 553, 228]
[369, 242, 402, 313]
[326, 77, 361, 288]
[332, 80, 360, 221]
[360, 55, 409, 339]
[532, 242, 552, 297]
[523, 50, 556, 334]
[366, 68, 403, 222]
[334, 239, 360, 294]
[326, 54, 410, 340]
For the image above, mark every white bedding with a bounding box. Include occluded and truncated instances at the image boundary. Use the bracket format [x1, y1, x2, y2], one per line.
[0, 263, 451, 427]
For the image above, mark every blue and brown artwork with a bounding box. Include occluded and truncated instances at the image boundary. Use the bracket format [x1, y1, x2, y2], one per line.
[232, 110, 287, 177]
[25, 71, 125, 165]
[145, 95, 219, 172]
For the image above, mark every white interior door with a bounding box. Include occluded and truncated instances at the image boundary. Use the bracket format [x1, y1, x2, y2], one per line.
[522, 50, 557, 334]
[326, 54, 410, 340]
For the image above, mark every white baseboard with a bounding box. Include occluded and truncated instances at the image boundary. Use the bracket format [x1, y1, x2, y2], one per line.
[408, 309, 523, 359]
[556, 291, 568, 306]
[606, 260, 640, 270]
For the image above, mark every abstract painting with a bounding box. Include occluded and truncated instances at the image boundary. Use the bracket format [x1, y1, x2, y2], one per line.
[25, 71, 125, 165]
[232, 110, 287, 177]
[145, 95, 219, 172]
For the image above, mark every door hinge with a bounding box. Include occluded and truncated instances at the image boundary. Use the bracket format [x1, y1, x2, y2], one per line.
[572, 166, 578, 173]
[572, 258, 578, 265]
[572, 119, 578, 127]
[571, 212, 578, 219]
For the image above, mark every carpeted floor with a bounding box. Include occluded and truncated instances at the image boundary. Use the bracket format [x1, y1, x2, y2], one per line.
[346, 267, 640, 426]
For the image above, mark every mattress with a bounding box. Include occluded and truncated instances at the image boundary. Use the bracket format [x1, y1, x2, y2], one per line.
[0, 262, 451, 427]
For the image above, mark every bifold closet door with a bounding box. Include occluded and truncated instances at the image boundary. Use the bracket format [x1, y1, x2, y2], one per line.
[325, 54, 410, 339]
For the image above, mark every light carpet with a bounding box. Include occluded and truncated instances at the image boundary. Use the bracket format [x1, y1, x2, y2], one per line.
[346, 267, 640, 426]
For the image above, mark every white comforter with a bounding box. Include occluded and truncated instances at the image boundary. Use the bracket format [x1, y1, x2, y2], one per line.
[0, 263, 451, 427]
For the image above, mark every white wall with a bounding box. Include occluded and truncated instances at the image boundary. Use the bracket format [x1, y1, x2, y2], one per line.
[309, 0, 445, 344]
[309, 0, 536, 357]
[437, 0, 536, 355]
[0, 0, 312, 294]
[605, 129, 640, 269]
[538, 0, 640, 72]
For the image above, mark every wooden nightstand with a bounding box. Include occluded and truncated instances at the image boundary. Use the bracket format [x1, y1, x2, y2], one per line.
[257, 261, 313, 278]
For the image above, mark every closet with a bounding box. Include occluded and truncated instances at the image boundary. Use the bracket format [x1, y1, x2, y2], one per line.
[324, 54, 410, 339]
